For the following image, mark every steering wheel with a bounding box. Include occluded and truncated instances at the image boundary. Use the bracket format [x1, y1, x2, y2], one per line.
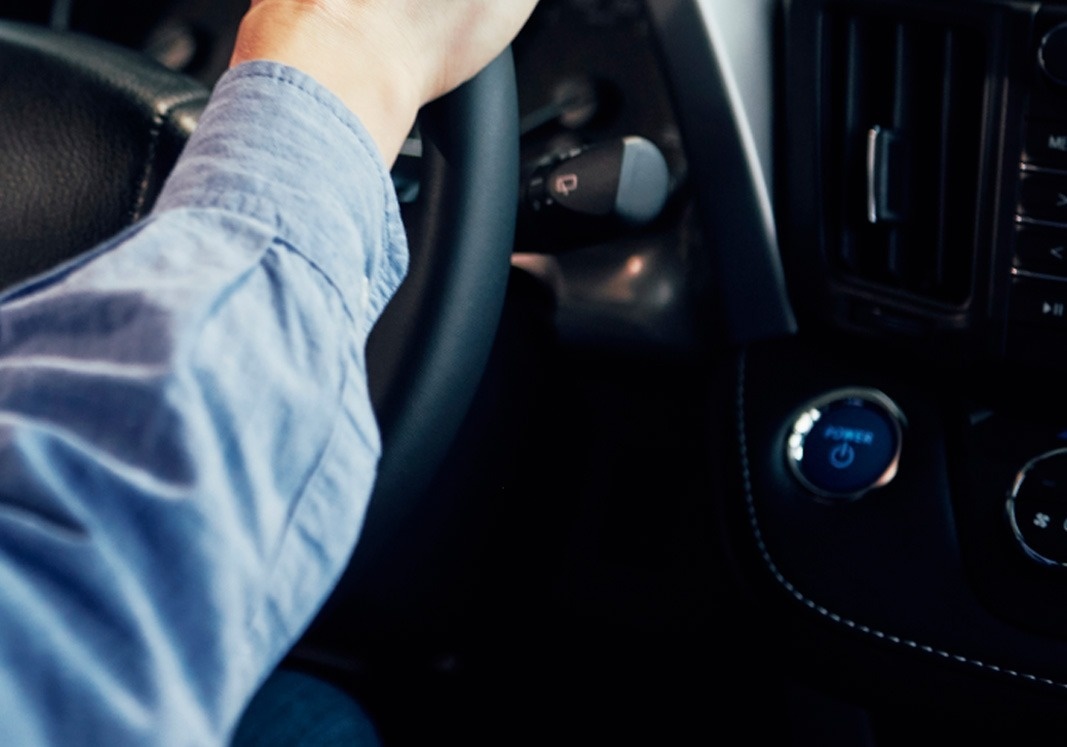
[0, 21, 519, 649]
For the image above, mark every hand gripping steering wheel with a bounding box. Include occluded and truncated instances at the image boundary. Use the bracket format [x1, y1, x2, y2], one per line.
[0, 21, 518, 653]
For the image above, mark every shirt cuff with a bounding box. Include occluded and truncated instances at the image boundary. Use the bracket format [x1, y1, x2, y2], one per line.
[152, 60, 409, 326]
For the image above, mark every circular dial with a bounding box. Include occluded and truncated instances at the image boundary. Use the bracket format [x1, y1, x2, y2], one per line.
[1040, 23, 1067, 87]
[1008, 448, 1067, 567]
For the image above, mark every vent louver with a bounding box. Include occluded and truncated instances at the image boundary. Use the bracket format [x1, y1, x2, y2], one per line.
[820, 10, 988, 307]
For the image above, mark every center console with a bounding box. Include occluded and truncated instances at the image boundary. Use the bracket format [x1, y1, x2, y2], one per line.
[731, 0, 1067, 708]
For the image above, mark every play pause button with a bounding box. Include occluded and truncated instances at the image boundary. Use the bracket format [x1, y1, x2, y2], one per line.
[1012, 278, 1067, 327]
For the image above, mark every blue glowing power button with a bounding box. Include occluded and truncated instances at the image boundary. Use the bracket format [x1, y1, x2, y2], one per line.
[786, 389, 905, 500]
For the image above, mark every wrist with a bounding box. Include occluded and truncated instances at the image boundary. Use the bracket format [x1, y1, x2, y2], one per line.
[229, 0, 422, 165]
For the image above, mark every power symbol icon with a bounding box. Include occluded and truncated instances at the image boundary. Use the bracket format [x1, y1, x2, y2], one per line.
[829, 443, 856, 470]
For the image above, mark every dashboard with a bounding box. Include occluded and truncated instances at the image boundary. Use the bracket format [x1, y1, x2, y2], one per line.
[11, 0, 1067, 743]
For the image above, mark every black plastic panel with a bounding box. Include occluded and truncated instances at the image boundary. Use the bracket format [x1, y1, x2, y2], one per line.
[734, 337, 1067, 697]
[646, 0, 798, 345]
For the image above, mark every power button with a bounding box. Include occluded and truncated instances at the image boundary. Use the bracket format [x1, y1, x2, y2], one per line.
[786, 388, 906, 501]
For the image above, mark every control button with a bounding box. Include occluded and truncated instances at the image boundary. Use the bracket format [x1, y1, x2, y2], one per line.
[528, 137, 670, 226]
[786, 389, 905, 501]
[1010, 276, 1067, 326]
[1008, 449, 1067, 566]
[1041, 23, 1067, 87]
[1018, 171, 1067, 224]
[1014, 226, 1067, 278]
[1023, 119, 1067, 171]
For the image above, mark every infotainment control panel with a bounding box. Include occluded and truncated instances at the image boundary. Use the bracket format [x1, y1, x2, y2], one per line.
[1009, 7, 1067, 367]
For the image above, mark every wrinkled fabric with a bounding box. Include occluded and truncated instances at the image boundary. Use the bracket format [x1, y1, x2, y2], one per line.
[0, 61, 407, 745]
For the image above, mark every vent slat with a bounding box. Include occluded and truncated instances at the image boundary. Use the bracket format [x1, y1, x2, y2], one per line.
[934, 31, 956, 290]
[887, 23, 911, 281]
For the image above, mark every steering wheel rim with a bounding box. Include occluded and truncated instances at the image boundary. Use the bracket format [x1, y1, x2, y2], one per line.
[366, 49, 519, 530]
[0, 22, 520, 649]
[320, 52, 519, 637]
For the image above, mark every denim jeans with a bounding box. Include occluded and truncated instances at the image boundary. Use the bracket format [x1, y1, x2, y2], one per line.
[232, 669, 382, 746]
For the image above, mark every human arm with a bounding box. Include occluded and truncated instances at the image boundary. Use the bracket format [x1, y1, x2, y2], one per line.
[0, 61, 403, 745]
[0, 1, 536, 743]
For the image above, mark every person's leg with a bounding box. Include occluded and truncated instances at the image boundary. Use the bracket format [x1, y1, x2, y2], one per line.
[231, 668, 382, 746]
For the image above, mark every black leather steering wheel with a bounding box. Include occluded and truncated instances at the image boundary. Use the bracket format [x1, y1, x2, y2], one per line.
[0, 21, 519, 644]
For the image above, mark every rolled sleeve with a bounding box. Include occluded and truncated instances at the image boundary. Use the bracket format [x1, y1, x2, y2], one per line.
[0, 61, 408, 745]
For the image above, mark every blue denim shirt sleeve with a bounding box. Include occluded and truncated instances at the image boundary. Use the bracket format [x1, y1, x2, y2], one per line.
[0, 61, 408, 745]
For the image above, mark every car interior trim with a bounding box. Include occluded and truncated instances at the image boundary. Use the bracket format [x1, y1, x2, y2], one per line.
[646, 0, 797, 344]
[737, 349, 1067, 696]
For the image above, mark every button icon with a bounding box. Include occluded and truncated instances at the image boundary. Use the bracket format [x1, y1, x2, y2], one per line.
[1043, 301, 1066, 317]
[1014, 228, 1067, 278]
[1026, 119, 1067, 169]
[1017, 173, 1067, 221]
[1010, 277, 1067, 325]
[829, 442, 857, 470]
[1007, 448, 1067, 566]
[554, 174, 579, 196]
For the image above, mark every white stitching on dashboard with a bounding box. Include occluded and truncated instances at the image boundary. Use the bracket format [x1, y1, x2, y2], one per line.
[735, 349, 1067, 692]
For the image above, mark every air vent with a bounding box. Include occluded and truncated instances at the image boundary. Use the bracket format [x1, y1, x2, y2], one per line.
[820, 10, 988, 307]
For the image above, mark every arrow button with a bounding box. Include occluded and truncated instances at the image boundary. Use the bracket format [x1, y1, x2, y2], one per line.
[1016, 227, 1067, 278]
[1019, 172, 1067, 223]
